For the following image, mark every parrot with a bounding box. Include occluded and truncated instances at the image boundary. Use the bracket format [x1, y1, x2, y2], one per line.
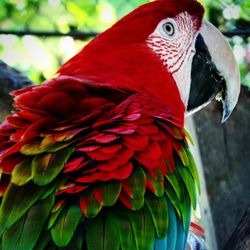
[0, 0, 240, 249]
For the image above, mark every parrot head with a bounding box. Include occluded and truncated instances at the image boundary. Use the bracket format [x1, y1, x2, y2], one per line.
[59, 0, 240, 122]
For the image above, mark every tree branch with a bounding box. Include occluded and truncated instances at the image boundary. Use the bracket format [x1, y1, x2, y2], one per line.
[0, 29, 249, 39]
[0, 30, 99, 40]
[223, 207, 250, 250]
[222, 29, 250, 38]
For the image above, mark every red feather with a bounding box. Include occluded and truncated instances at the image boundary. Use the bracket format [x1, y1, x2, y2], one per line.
[123, 133, 149, 151]
[89, 133, 119, 144]
[76, 162, 133, 183]
[97, 147, 134, 171]
[0, 154, 23, 173]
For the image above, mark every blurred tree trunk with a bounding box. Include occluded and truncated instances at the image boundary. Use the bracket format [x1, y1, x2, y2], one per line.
[0, 61, 33, 122]
[223, 207, 250, 250]
[193, 86, 250, 249]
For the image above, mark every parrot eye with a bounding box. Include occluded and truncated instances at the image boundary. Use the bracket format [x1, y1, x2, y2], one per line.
[157, 19, 178, 39]
[163, 22, 175, 36]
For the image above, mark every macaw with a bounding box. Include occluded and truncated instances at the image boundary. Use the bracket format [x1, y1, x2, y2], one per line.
[0, 0, 240, 249]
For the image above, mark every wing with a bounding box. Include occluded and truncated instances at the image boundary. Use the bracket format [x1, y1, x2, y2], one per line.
[0, 76, 199, 250]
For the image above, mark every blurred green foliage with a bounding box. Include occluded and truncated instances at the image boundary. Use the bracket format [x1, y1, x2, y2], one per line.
[0, 0, 249, 87]
[204, 0, 250, 88]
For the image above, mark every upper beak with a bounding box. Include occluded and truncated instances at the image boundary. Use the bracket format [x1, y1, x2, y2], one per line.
[187, 21, 240, 123]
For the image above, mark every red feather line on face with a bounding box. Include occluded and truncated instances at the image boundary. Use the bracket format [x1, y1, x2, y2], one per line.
[147, 11, 199, 75]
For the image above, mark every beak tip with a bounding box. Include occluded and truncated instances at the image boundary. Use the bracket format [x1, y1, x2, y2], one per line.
[221, 81, 240, 124]
[221, 112, 230, 123]
[221, 101, 233, 123]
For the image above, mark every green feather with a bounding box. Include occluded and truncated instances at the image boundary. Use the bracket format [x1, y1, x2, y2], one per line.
[93, 180, 121, 206]
[32, 147, 74, 186]
[114, 209, 137, 250]
[0, 182, 45, 236]
[145, 169, 164, 197]
[2, 215, 27, 250]
[45, 142, 73, 153]
[128, 207, 155, 250]
[104, 211, 120, 250]
[86, 212, 120, 250]
[183, 129, 194, 145]
[20, 140, 46, 155]
[164, 181, 182, 219]
[177, 146, 190, 167]
[2, 194, 54, 250]
[11, 158, 32, 186]
[47, 202, 65, 229]
[40, 177, 65, 200]
[145, 192, 168, 238]
[167, 124, 184, 140]
[179, 195, 191, 232]
[80, 189, 102, 218]
[165, 177, 192, 232]
[166, 173, 184, 201]
[40, 135, 57, 149]
[33, 230, 52, 250]
[21, 138, 73, 156]
[51, 203, 83, 247]
[129, 197, 144, 210]
[122, 165, 146, 199]
[182, 145, 200, 193]
[119, 190, 144, 211]
[60, 225, 84, 250]
[176, 160, 196, 209]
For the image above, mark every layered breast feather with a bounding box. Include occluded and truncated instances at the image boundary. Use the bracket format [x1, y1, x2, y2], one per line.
[0, 76, 199, 249]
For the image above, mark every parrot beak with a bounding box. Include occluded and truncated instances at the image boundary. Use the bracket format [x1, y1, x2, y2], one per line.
[187, 21, 240, 123]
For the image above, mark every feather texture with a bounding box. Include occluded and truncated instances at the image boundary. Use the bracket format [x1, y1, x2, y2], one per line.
[51, 203, 83, 247]
[0, 76, 199, 249]
[2, 194, 54, 250]
[0, 75, 200, 249]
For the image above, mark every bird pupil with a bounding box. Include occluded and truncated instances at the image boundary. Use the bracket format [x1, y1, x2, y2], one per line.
[164, 22, 174, 36]
[166, 25, 172, 32]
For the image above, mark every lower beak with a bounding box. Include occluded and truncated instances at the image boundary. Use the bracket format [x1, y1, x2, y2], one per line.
[187, 21, 240, 122]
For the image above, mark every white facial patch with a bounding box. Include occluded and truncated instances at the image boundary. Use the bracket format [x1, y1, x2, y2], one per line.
[146, 12, 200, 107]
